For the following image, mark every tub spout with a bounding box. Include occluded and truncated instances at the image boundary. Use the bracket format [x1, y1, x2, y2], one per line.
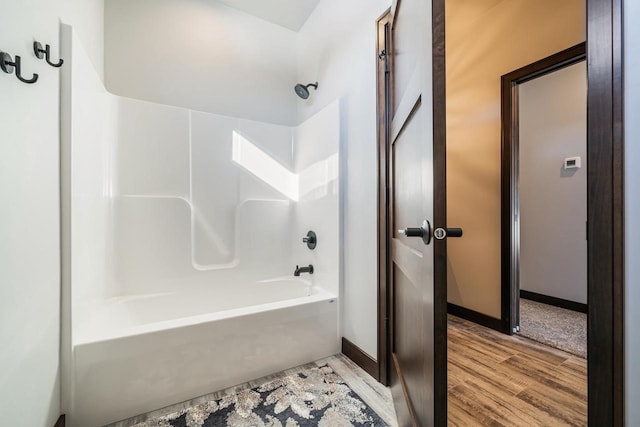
[294, 265, 314, 276]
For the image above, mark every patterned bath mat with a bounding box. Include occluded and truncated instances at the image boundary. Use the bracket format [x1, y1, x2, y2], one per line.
[132, 364, 389, 427]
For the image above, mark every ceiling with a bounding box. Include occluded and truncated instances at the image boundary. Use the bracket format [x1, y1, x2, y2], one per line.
[215, 0, 321, 31]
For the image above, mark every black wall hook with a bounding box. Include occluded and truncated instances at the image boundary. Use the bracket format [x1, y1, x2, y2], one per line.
[0, 52, 38, 84]
[33, 41, 63, 67]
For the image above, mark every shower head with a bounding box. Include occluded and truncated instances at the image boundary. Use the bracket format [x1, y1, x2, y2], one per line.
[295, 82, 318, 99]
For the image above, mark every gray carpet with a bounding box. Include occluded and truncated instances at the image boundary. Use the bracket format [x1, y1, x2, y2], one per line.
[519, 299, 587, 358]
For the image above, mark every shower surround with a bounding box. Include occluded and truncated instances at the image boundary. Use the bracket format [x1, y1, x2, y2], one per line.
[63, 28, 341, 426]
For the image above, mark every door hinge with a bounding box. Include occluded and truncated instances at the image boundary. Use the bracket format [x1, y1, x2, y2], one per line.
[385, 317, 390, 334]
[378, 49, 387, 60]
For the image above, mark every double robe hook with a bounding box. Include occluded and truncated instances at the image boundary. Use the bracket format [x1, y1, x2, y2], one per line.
[0, 41, 63, 85]
[33, 41, 64, 67]
[0, 52, 38, 84]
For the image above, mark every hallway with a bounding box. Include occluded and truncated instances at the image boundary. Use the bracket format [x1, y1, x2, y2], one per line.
[448, 316, 587, 426]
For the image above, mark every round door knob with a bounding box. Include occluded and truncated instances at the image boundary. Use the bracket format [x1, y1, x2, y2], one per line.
[398, 220, 432, 245]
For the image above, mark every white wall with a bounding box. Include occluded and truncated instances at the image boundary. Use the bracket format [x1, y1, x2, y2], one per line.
[104, 0, 298, 126]
[625, 0, 640, 424]
[519, 62, 587, 304]
[297, 0, 391, 359]
[0, 1, 103, 427]
[0, 14, 60, 426]
[61, 0, 104, 78]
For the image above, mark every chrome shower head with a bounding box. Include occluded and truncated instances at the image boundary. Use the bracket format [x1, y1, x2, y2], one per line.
[295, 82, 318, 99]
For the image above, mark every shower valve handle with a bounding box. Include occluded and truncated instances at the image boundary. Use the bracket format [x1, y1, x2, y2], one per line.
[302, 230, 317, 250]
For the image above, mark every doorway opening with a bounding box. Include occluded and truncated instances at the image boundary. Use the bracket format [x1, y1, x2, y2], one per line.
[443, 1, 591, 422]
[376, 0, 623, 425]
[502, 43, 588, 358]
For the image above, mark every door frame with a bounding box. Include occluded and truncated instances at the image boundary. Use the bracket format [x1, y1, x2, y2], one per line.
[376, 9, 391, 386]
[585, 2, 625, 425]
[501, 42, 587, 336]
[377, 0, 624, 425]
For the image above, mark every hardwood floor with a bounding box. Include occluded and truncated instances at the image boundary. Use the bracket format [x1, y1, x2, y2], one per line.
[448, 315, 587, 426]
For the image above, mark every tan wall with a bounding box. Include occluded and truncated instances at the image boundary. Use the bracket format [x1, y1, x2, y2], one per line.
[446, 0, 585, 318]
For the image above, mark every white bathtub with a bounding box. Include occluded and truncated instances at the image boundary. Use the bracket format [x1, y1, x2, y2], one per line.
[69, 279, 339, 427]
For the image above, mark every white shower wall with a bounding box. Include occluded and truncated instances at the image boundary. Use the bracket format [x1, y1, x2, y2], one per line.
[292, 101, 341, 297]
[70, 31, 340, 314]
[69, 28, 117, 308]
[108, 102, 297, 297]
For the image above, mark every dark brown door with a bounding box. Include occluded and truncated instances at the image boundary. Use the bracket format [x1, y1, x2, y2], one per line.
[387, 0, 448, 425]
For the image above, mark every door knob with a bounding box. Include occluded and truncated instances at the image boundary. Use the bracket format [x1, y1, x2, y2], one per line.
[433, 227, 463, 240]
[398, 220, 432, 245]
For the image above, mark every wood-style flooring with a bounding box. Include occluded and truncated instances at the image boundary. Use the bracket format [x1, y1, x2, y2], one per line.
[448, 315, 587, 427]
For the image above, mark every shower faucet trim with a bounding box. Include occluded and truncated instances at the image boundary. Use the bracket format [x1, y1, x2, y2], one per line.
[303, 230, 317, 250]
[294, 265, 314, 276]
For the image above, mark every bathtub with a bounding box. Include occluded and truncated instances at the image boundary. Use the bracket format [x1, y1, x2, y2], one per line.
[69, 278, 339, 427]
